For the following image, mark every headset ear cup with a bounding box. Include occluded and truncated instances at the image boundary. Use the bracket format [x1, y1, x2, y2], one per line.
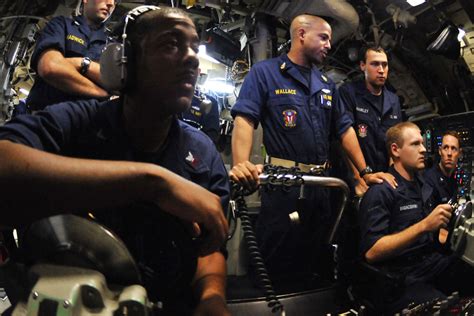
[100, 42, 127, 93]
[100, 5, 161, 94]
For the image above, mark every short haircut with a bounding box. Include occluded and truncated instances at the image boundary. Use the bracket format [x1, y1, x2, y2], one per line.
[386, 121, 420, 157]
[76, 0, 119, 16]
[289, 14, 330, 41]
[359, 44, 387, 63]
[441, 130, 461, 148]
[127, 6, 191, 60]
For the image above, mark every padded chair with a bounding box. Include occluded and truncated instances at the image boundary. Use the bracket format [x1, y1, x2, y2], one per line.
[350, 259, 405, 314]
[342, 199, 406, 315]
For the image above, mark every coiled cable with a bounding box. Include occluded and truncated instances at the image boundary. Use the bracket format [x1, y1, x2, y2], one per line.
[231, 182, 285, 315]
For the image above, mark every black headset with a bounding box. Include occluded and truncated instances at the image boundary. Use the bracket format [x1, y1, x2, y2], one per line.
[100, 5, 160, 93]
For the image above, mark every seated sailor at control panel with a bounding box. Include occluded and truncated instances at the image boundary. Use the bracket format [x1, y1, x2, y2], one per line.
[0, 6, 230, 315]
[359, 122, 474, 314]
[424, 130, 462, 207]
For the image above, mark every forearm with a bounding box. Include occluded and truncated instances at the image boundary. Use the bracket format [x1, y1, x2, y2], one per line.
[45, 62, 108, 98]
[67, 58, 105, 89]
[365, 221, 427, 263]
[0, 141, 170, 226]
[231, 115, 254, 165]
[192, 252, 227, 302]
[340, 127, 366, 172]
[38, 50, 109, 99]
[348, 158, 361, 182]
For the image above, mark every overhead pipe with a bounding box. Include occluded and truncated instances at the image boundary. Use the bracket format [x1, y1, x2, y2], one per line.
[257, 0, 360, 44]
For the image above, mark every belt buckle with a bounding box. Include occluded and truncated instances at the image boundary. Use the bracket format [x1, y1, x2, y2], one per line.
[309, 166, 323, 175]
[309, 161, 328, 175]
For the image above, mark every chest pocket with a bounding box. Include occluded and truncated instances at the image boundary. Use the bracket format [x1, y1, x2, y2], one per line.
[381, 110, 399, 127]
[313, 91, 333, 136]
[65, 34, 87, 57]
[88, 40, 107, 61]
[391, 200, 424, 232]
[354, 104, 372, 124]
[317, 90, 333, 110]
[268, 95, 306, 133]
[183, 159, 211, 187]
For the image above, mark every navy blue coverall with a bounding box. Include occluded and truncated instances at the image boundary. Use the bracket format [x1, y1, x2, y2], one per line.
[423, 164, 458, 208]
[231, 54, 352, 277]
[335, 80, 402, 274]
[26, 15, 108, 110]
[359, 166, 473, 314]
[338, 80, 401, 174]
[0, 98, 230, 314]
[181, 92, 220, 144]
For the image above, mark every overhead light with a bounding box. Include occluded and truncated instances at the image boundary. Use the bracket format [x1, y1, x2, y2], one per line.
[198, 45, 221, 64]
[203, 79, 234, 94]
[406, 0, 426, 6]
[19, 88, 29, 96]
[458, 27, 466, 42]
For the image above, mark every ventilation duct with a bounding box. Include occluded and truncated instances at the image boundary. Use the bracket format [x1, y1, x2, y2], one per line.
[257, 0, 359, 44]
[427, 22, 461, 60]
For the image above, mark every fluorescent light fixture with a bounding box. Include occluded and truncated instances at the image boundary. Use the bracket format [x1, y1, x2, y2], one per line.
[19, 88, 29, 95]
[198, 44, 221, 64]
[203, 79, 234, 94]
[457, 28, 466, 42]
[407, 0, 426, 6]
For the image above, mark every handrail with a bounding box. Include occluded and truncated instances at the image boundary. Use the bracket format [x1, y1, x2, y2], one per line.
[258, 174, 350, 244]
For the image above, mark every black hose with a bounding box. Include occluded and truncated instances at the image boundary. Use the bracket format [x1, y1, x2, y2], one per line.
[231, 183, 285, 315]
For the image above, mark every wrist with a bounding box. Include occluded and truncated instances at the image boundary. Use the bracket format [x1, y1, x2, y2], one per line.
[200, 291, 226, 303]
[80, 57, 91, 75]
[194, 272, 226, 301]
[359, 166, 373, 178]
[352, 171, 362, 181]
[96, 87, 110, 98]
[417, 219, 428, 234]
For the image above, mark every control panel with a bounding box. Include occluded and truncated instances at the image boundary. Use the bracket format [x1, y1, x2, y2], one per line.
[398, 292, 474, 315]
